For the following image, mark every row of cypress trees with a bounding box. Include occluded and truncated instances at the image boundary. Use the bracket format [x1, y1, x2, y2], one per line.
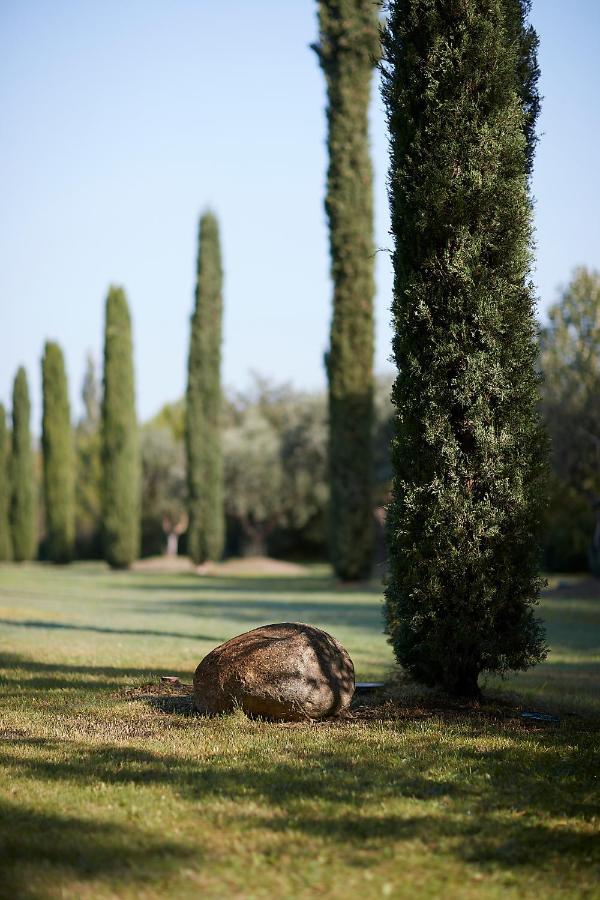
[1, 210, 223, 569]
[0, 287, 140, 566]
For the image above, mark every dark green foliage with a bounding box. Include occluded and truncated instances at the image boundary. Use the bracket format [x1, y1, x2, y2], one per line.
[0, 405, 12, 560]
[315, 0, 379, 580]
[382, 0, 548, 696]
[185, 212, 225, 564]
[505, 0, 541, 176]
[41, 342, 75, 563]
[10, 368, 36, 561]
[101, 287, 140, 568]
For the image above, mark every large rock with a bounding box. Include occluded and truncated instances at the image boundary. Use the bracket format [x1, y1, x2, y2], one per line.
[193, 622, 355, 720]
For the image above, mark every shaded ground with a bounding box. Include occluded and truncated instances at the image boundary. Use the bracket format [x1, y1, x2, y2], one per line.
[0, 563, 598, 899]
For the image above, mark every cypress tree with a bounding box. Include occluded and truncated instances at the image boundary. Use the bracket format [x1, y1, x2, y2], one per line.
[382, 0, 548, 696]
[0, 405, 12, 560]
[10, 368, 37, 561]
[314, 0, 379, 581]
[101, 286, 140, 568]
[41, 342, 75, 562]
[185, 211, 225, 564]
[75, 354, 102, 558]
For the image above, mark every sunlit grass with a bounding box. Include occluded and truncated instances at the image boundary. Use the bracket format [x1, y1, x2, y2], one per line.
[0, 562, 598, 899]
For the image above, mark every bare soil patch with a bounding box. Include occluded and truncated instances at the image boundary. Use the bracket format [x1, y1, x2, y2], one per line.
[122, 675, 599, 734]
[132, 555, 309, 577]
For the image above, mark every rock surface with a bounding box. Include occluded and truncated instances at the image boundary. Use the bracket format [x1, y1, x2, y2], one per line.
[193, 622, 355, 720]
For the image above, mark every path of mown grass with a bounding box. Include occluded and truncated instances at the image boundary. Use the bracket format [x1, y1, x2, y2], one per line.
[0, 563, 598, 899]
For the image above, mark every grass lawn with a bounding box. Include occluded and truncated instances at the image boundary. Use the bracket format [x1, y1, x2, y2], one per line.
[0, 562, 598, 899]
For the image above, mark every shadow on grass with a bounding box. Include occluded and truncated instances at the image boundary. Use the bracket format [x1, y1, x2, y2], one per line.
[1, 722, 598, 882]
[0, 652, 192, 693]
[0, 617, 222, 643]
[1, 649, 599, 887]
[122, 572, 384, 596]
[132, 593, 386, 634]
[0, 796, 193, 900]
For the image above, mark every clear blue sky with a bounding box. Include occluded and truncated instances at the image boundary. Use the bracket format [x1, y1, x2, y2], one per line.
[1, 1, 599, 427]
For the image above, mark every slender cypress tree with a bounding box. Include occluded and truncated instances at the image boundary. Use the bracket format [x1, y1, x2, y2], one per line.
[101, 286, 140, 568]
[185, 211, 225, 564]
[10, 368, 36, 561]
[315, 0, 379, 581]
[42, 342, 75, 562]
[382, 0, 548, 696]
[0, 405, 12, 561]
[75, 354, 102, 558]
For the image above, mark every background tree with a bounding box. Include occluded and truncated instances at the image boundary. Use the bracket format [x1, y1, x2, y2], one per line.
[382, 0, 547, 696]
[150, 398, 185, 442]
[74, 354, 103, 558]
[540, 267, 600, 574]
[41, 342, 75, 562]
[314, 0, 379, 581]
[223, 378, 330, 558]
[185, 211, 225, 564]
[101, 286, 140, 568]
[0, 404, 12, 560]
[224, 406, 284, 557]
[10, 367, 37, 561]
[144, 375, 393, 561]
[140, 425, 187, 557]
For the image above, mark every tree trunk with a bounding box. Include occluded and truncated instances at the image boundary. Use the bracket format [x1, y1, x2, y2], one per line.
[166, 532, 179, 557]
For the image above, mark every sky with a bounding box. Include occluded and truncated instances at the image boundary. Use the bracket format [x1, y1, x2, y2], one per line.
[1, 0, 599, 428]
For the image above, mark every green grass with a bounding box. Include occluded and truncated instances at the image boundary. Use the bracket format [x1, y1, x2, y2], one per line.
[0, 563, 598, 899]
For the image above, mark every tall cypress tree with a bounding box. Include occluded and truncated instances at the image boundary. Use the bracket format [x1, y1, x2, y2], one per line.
[382, 0, 547, 696]
[315, 0, 379, 581]
[42, 342, 75, 562]
[101, 286, 140, 568]
[0, 404, 12, 561]
[185, 211, 225, 564]
[75, 353, 102, 558]
[10, 367, 36, 561]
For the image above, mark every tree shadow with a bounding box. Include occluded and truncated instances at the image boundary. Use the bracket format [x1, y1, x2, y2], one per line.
[0, 796, 193, 900]
[1, 721, 598, 879]
[122, 572, 384, 596]
[0, 617, 221, 643]
[0, 652, 191, 694]
[132, 593, 386, 635]
[2, 647, 598, 886]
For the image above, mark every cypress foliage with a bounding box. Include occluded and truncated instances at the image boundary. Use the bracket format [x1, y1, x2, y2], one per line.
[10, 368, 37, 561]
[41, 342, 75, 562]
[382, 0, 548, 696]
[185, 212, 225, 564]
[75, 354, 103, 558]
[506, 0, 541, 176]
[0, 404, 12, 560]
[101, 286, 140, 568]
[315, 0, 380, 581]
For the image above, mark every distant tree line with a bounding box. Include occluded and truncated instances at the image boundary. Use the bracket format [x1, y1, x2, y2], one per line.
[1, 261, 597, 576]
[143, 374, 393, 562]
